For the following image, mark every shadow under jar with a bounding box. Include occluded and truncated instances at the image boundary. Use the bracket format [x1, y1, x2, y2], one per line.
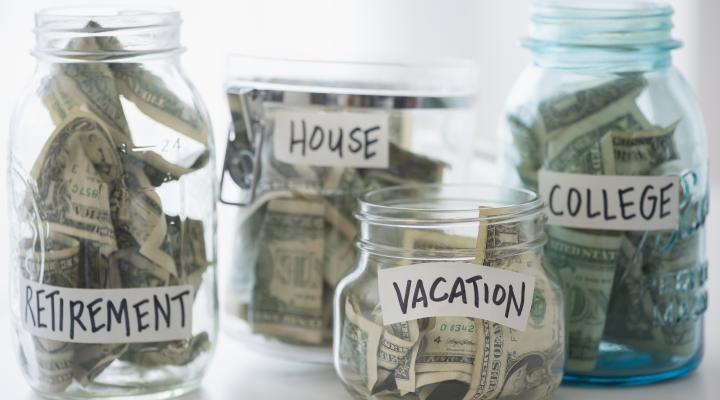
[219, 56, 477, 363]
[8, 7, 217, 399]
[499, 1, 708, 385]
[334, 184, 565, 400]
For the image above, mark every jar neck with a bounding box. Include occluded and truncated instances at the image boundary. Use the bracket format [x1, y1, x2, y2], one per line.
[356, 185, 546, 262]
[525, 1, 680, 72]
[33, 6, 183, 62]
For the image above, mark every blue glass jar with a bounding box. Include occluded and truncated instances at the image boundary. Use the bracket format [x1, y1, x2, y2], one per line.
[499, 1, 708, 385]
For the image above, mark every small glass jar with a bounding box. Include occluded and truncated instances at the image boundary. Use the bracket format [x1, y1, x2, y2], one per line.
[8, 7, 217, 398]
[499, 1, 708, 384]
[220, 56, 477, 363]
[334, 185, 564, 400]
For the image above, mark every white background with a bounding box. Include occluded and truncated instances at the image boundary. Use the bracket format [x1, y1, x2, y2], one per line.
[0, 0, 718, 399]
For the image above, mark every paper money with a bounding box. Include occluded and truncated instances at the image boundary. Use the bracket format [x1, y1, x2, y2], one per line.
[463, 213, 563, 400]
[30, 112, 122, 248]
[611, 122, 680, 175]
[536, 75, 647, 137]
[544, 226, 621, 372]
[19, 233, 81, 393]
[112, 64, 209, 146]
[250, 198, 326, 344]
[339, 299, 382, 391]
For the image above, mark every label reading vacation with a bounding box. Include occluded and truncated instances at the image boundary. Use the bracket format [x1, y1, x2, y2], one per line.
[377, 262, 535, 331]
[539, 170, 679, 231]
[21, 278, 193, 344]
[273, 109, 389, 168]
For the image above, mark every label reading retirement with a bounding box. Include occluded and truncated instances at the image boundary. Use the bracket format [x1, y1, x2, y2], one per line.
[21, 278, 193, 344]
[539, 170, 680, 231]
[377, 262, 535, 331]
[273, 109, 389, 168]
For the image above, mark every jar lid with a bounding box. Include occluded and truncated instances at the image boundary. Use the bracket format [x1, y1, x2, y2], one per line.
[525, 0, 681, 51]
[225, 55, 477, 98]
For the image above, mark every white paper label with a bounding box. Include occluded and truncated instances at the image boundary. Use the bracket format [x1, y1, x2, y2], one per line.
[377, 262, 535, 331]
[20, 278, 193, 344]
[273, 109, 389, 168]
[539, 170, 680, 231]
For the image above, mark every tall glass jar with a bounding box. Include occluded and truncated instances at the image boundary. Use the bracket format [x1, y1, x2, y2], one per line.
[499, 1, 708, 385]
[220, 56, 477, 363]
[334, 184, 565, 400]
[8, 7, 217, 398]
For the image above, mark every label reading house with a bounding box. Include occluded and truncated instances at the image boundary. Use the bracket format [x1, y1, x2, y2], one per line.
[21, 278, 193, 344]
[273, 109, 389, 168]
[539, 170, 680, 231]
[377, 262, 535, 331]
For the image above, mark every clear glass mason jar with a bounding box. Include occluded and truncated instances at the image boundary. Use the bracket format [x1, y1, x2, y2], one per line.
[499, 1, 708, 385]
[334, 185, 565, 400]
[220, 56, 477, 363]
[7, 7, 217, 398]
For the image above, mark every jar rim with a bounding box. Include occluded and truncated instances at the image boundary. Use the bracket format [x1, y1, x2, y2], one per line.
[35, 5, 181, 30]
[531, 1, 673, 20]
[226, 54, 477, 97]
[357, 184, 544, 226]
[33, 6, 183, 61]
[525, 0, 681, 54]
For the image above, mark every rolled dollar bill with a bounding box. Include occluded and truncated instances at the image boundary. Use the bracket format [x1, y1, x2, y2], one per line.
[20, 232, 81, 393]
[250, 198, 326, 344]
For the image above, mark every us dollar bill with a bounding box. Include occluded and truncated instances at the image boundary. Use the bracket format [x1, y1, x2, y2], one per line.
[19, 233, 81, 393]
[462, 217, 563, 400]
[544, 226, 621, 372]
[112, 63, 209, 146]
[250, 198, 326, 344]
[536, 75, 647, 137]
[339, 298, 382, 391]
[30, 112, 123, 248]
[611, 121, 680, 175]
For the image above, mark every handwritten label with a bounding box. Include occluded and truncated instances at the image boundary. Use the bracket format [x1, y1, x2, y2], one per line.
[377, 262, 535, 331]
[21, 278, 193, 344]
[273, 109, 389, 168]
[539, 170, 679, 231]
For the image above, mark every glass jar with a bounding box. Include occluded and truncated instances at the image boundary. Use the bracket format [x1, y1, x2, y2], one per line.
[334, 184, 564, 400]
[499, 1, 708, 385]
[220, 56, 477, 363]
[8, 7, 217, 398]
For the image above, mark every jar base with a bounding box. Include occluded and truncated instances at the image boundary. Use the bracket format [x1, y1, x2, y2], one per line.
[223, 315, 333, 364]
[32, 379, 201, 400]
[562, 343, 703, 386]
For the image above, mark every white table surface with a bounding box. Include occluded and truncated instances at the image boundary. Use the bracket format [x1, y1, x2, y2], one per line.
[1, 191, 718, 400]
